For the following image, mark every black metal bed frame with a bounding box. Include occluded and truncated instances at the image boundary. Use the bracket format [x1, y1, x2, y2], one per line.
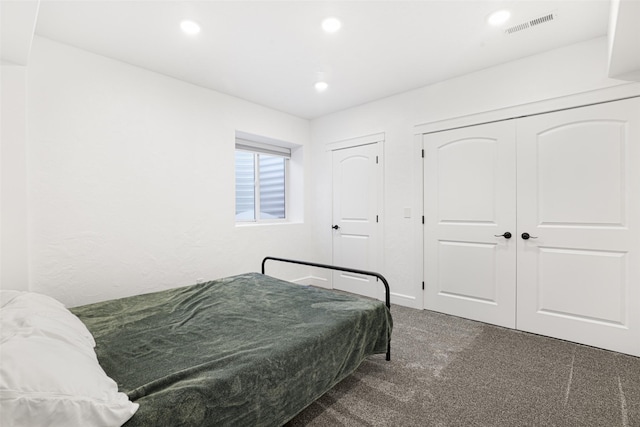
[261, 256, 391, 361]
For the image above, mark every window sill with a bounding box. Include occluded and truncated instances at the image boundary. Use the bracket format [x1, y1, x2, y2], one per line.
[235, 220, 303, 228]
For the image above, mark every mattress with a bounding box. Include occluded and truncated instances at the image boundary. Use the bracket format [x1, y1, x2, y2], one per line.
[71, 272, 392, 426]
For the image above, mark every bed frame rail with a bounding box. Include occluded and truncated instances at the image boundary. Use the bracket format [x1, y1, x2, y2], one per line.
[261, 256, 391, 361]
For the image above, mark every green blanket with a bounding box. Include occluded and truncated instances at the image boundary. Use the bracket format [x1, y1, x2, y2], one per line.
[72, 273, 392, 426]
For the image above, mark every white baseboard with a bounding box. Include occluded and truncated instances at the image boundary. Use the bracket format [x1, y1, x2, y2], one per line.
[291, 277, 420, 308]
[391, 292, 421, 309]
[290, 275, 331, 289]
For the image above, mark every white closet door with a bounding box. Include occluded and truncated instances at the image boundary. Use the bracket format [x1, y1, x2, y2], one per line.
[424, 121, 517, 328]
[516, 97, 640, 356]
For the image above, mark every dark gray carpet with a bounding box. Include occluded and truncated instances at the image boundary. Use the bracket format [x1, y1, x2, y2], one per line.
[286, 305, 640, 426]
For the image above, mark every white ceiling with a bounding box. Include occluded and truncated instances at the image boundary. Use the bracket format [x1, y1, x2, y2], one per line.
[32, 0, 611, 119]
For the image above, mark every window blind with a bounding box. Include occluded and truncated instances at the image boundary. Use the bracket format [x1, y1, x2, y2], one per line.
[235, 138, 291, 158]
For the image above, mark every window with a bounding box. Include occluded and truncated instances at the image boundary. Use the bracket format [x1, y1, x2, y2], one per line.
[235, 138, 290, 222]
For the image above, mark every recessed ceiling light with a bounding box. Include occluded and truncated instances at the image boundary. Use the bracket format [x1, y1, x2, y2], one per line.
[180, 20, 201, 35]
[487, 10, 511, 26]
[315, 81, 329, 92]
[322, 17, 342, 33]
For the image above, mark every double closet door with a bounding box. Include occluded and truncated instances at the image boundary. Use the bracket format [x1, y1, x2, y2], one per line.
[423, 97, 640, 356]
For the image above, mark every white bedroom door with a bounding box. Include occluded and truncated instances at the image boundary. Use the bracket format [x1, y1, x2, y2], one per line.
[332, 142, 381, 299]
[516, 97, 640, 356]
[423, 120, 517, 328]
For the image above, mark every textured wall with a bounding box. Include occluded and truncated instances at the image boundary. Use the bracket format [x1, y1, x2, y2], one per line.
[27, 37, 314, 307]
[1, 65, 29, 291]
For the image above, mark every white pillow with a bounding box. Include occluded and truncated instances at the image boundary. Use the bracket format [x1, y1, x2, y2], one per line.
[0, 291, 138, 427]
[1, 291, 95, 349]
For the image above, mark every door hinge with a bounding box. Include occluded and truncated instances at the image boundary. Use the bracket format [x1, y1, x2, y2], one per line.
[376, 155, 379, 164]
[376, 215, 379, 223]
[422, 281, 425, 290]
[421, 149, 424, 158]
[422, 215, 425, 224]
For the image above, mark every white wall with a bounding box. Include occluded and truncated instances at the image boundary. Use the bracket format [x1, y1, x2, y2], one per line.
[1, 65, 29, 291]
[27, 37, 315, 307]
[607, 0, 640, 81]
[17, 35, 637, 309]
[310, 36, 633, 308]
[0, 0, 39, 66]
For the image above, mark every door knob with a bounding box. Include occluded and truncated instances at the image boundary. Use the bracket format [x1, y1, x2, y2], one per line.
[494, 232, 512, 239]
[521, 232, 538, 240]
[332, 225, 340, 230]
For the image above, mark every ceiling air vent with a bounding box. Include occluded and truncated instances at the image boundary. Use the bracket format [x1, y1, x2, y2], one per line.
[505, 12, 557, 35]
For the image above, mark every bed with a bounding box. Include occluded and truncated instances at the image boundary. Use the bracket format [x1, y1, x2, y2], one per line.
[0, 257, 392, 427]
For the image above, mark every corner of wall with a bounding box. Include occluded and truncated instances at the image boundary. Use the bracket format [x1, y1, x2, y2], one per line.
[1, 64, 30, 291]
